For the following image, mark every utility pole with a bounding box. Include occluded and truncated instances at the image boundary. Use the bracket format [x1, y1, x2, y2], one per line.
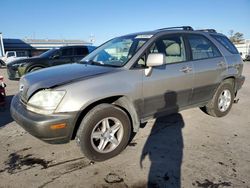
[0, 32, 5, 57]
[89, 34, 95, 45]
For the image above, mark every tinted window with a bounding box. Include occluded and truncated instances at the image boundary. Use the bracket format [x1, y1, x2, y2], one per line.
[16, 51, 28, 57]
[7, 52, 15, 57]
[88, 46, 96, 53]
[39, 48, 59, 58]
[188, 35, 221, 60]
[61, 48, 73, 56]
[75, 47, 89, 56]
[211, 34, 238, 54]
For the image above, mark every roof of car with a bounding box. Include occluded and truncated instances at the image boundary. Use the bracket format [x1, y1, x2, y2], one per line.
[122, 26, 224, 38]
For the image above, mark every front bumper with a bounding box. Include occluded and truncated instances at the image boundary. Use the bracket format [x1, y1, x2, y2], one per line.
[7, 65, 27, 80]
[7, 66, 21, 80]
[10, 94, 78, 144]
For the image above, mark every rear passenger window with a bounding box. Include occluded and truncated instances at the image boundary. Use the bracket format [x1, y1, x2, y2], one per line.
[188, 35, 221, 60]
[61, 48, 73, 57]
[75, 47, 89, 56]
[211, 35, 239, 54]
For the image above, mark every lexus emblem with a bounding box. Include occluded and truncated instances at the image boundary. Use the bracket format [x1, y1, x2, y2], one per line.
[19, 84, 24, 92]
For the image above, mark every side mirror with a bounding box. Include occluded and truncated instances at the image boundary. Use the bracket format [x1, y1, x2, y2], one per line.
[145, 53, 165, 76]
[146, 53, 165, 67]
[51, 54, 60, 59]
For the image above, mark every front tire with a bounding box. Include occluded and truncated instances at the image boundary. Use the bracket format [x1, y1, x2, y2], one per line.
[201, 80, 234, 117]
[76, 104, 131, 161]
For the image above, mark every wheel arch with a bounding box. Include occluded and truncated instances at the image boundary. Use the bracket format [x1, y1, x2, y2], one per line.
[222, 76, 237, 95]
[26, 64, 46, 72]
[71, 95, 140, 140]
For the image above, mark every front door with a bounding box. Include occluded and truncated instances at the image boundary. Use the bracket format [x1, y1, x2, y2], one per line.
[141, 34, 194, 119]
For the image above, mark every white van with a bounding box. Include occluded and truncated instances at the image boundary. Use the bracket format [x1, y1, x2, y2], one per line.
[235, 42, 250, 61]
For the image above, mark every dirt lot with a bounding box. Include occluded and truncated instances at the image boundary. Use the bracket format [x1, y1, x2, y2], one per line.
[0, 63, 250, 188]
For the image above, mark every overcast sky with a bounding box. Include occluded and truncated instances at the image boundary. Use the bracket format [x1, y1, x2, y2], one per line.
[1, 0, 250, 45]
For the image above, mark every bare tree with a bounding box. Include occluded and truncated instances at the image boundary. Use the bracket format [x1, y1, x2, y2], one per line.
[229, 30, 244, 44]
[229, 30, 234, 38]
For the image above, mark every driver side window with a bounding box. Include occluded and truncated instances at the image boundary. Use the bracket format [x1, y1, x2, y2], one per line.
[152, 35, 186, 64]
[135, 35, 186, 68]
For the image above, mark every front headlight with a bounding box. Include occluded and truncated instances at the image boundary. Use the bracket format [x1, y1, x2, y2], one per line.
[27, 90, 66, 114]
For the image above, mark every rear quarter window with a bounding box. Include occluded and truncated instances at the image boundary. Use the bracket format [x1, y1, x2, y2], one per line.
[211, 35, 239, 54]
[75, 47, 89, 56]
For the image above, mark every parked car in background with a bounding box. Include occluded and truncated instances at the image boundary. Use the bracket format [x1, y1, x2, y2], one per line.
[235, 42, 250, 61]
[7, 45, 96, 79]
[0, 51, 29, 67]
[11, 26, 245, 161]
[0, 75, 6, 106]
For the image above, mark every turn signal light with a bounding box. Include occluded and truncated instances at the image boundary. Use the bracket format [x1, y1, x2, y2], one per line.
[50, 123, 66, 130]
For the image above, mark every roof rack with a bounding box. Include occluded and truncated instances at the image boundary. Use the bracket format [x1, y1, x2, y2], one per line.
[157, 26, 194, 31]
[196, 29, 217, 33]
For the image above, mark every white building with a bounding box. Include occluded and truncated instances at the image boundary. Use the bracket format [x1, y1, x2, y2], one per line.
[235, 39, 250, 61]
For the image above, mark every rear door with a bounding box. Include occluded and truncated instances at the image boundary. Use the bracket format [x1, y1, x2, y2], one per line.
[186, 34, 226, 105]
[141, 34, 194, 118]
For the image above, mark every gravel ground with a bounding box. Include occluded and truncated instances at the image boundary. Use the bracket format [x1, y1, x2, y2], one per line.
[0, 62, 250, 188]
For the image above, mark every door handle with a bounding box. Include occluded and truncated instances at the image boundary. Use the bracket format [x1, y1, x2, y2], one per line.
[179, 66, 192, 73]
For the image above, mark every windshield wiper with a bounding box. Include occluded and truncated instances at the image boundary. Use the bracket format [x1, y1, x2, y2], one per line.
[80, 60, 120, 67]
[80, 60, 102, 65]
[89, 60, 104, 66]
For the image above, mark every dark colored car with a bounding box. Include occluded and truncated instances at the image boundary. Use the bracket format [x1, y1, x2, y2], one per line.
[7, 45, 96, 80]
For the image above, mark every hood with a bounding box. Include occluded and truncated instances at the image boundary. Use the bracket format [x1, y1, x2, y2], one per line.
[19, 63, 118, 101]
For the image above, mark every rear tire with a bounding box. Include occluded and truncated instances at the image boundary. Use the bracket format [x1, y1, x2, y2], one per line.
[200, 81, 234, 117]
[76, 104, 131, 161]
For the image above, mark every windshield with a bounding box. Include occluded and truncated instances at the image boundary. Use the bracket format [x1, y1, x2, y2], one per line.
[39, 48, 59, 58]
[80, 34, 151, 67]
